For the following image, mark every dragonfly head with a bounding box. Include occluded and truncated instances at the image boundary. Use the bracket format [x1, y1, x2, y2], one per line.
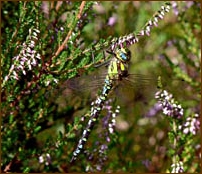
[115, 47, 131, 62]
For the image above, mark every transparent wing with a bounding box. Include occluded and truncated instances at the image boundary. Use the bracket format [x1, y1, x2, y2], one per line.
[51, 71, 156, 98]
[46, 68, 186, 107]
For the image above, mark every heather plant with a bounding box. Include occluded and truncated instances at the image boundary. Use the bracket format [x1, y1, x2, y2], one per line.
[1, 1, 201, 173]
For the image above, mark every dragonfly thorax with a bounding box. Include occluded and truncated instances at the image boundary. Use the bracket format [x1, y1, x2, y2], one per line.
[107, 47, 130, 80]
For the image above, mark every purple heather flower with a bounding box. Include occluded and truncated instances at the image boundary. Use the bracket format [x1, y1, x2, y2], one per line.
[142, 159, 151, 169]
[171, 161, 184, 173]
[39, 155, 44, 164]
[155, 90, 184, 119]
[38, 153, 51, 166]
[107, 15, 117, 26]
[2, 27, 41, 88]
[85, 100, 120, 171]
[45, 153, 51, 166]
[171, 2, 179, 16]
[145, 103, 162, 117]
[179, 114, 200, 135]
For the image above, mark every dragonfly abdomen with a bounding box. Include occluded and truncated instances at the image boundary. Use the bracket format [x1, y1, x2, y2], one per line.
[70, 76, 113, 162]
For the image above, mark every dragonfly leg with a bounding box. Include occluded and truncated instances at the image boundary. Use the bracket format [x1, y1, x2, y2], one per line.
[93, 50, 112, 68]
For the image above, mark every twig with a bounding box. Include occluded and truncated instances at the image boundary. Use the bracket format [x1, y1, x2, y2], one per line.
[53, 1, 86, 59]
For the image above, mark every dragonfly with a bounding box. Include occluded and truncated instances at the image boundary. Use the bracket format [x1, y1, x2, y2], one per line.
[70, 47, 132, 162]
[68, 2, 172, 162]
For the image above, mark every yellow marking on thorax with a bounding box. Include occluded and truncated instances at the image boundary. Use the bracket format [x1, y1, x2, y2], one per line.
[108, 59, 118, 79]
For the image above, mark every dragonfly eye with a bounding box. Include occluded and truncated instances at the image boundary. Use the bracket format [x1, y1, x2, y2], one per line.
[116, 48, 131, 62]
[120, 52, 127, 61]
